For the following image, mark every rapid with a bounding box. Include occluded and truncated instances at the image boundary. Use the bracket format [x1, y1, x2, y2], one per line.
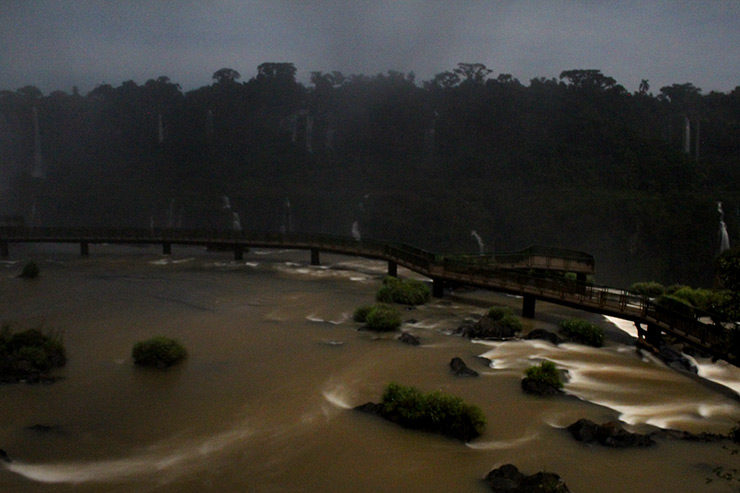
[0, 245, 738, 492]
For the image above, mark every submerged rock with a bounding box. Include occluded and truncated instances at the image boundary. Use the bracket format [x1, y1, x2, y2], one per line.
[657, 345, 698, 374]
[566, 419, 655, 447]
[449, 357, 479, 377]
[0, 449, 11, 463]
[456, 315, 519, 339]
[524, 329, 563, 345]
[398, 332, 421, 346]
[521, 377, 562, 396]
[484, 464, 570, 492]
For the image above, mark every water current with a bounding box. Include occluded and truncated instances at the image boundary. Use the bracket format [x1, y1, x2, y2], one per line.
[0, 245, 738, 492]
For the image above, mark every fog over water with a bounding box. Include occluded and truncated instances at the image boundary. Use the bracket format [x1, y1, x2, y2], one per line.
[0, 245, 738, 492]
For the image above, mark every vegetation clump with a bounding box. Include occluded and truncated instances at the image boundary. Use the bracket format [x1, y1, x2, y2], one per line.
[558, 318, 604, 347]
[487, 306, 514, 320]
[378, 382, 486, 441]
[19, 261, 40, 279]
[629, 281, 665, 298]
[523, 360, 563, 390]
[352, 305, 373, 323]
[0, 325, 66, 382]
[362, 303, 402, 332]
[132, 336, 187, 368]
[375, 276, 430, 305]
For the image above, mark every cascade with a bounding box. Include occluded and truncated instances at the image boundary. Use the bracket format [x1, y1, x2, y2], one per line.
[718, 202, 730, 253]
[471, 230, 485, 254]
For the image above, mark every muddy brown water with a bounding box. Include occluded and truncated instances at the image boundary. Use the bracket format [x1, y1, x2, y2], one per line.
[0, 245, 738, 492]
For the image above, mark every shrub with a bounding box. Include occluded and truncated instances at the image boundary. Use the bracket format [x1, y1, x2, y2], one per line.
[380, 382, 486, 441]
[498, 314, 523, 334]
[376, 276, 431, 305]
[353, 305, 373, 323]
[558, 318, 604, 347]
[132, 336, 187, 368]
[19, 261, 40, 279]
[655, 294, 695, 319]
[0, 326, 66, 378]
[524, 360, 563, 389]
[487, 306, 513, 321]
[629, 281, 665, 298]
[670, 286, 715, 311]
[364, 304, 402, 332]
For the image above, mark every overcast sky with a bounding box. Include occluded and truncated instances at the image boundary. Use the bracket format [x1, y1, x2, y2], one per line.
[1, 0, 738, 95]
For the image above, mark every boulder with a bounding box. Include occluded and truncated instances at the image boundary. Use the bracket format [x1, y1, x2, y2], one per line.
[657, 345, 698, 374]
[398, 332, 421, 346]
[566, 419, 654, 447]
[524, 329, 563, 345]
[449, 357, 479, 377]
[0, 449, 11, 463]
[484, 464, 570, 492]
[521, 377, 561, 396]
[456, 315, 519, 339]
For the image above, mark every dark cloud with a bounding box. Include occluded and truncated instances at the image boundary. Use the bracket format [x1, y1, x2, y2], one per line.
[1, 0, 737, 94]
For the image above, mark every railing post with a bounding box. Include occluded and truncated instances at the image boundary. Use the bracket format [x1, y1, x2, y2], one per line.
[310, 248, 320, 266]
[0, 241, 8, 258]
[522, 294, 536, 318]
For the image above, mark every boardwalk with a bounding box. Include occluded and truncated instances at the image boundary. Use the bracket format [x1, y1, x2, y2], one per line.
[1, 227, 736, 365]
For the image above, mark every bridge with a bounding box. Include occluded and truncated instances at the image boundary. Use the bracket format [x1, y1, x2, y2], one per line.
[1, 227, 736, 366]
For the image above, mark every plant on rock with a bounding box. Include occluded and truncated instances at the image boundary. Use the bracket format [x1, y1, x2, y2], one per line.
[363, 304, 402, 331]
[375, 276, 430, 305]
[0, 325, 66, 382]
[132, 336, 187, 368]
[524, 360, 563, 390]
[558, 318, 604, 347]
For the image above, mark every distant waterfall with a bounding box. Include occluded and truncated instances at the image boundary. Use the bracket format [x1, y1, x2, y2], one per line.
[281, 198, 293, 234]
[718, 202, 730, 253]
[232, 212, 242, 232]
[471, 230, 485, 255]
[351, 221, 361, 241]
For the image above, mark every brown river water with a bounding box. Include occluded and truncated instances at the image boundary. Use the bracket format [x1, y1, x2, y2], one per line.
[0, 245, 739, 492]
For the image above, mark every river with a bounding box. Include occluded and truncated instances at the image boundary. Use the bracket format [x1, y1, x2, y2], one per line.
[1, 245, 738, 492]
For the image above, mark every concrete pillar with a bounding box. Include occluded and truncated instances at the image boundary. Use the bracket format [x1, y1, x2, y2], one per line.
[0, 241, 8, 258]
[522, 294, 536, 318]
[432, 278, 444, 298]
[80, 242, 89, 256]
[163, 242, 171, 255]
[234, 244, 244, 261]
[387, 261, 397, 277]
[310, 248, 320, 266]
[647, 323, 662, 347]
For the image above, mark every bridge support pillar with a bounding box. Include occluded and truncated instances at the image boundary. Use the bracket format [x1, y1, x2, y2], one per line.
[387, 261, 397, 277]
[576, 273, 587, 283]
[310, 248, 320, 266]
[0, 241, 8, 258]
[647, 323, 662, 348]
[522, 294, 536, 318]
[80, 242, 89, 256]
[432, 278, 444, 298]
[162, 242, 171, 255]
[234, 244, 244, 261]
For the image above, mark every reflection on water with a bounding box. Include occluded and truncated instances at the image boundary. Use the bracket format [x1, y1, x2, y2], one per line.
[0, 246, 738, 492]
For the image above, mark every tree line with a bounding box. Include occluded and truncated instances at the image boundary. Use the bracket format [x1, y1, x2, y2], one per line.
[1, 62, 738, 286]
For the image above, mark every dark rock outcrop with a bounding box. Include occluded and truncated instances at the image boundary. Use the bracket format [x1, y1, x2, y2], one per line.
[484, 464, 570, 492]
[0, 449, 11, 463]
[521, 377, 562, 396]
[657, 345, 698, 374]
[566, 419, 655, 447]
[524, 329, 564, 345]
[398, 332, 421, 346]
[456, 315, 519, 340]
[449, 357, 479, 377]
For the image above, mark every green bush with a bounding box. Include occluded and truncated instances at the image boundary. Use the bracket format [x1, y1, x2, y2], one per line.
[376, 276, 431, 305]
[629, 281, 665, 298]
[670, 286, 715, 311]
[353, 305, 373, 323]
[380, 382, 486, 441]
[132, 336, 187, 368]
[558, 318, 604, 347]
[19, 261, 40, 279]
[487, 306, 513, 321]
[0, 326, 66, 377]
[364, 304, 402, 331]
[498, 314, 523, 333]
[655, 294, 695, 319]
[524, 360, 563, 389]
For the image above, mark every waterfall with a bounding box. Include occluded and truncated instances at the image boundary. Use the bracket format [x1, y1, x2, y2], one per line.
[718, 202, 730, 253]
[31, 107, 45, 179]
[471, 230, 485, 255]
[351, 221, 361, 241]
[281, 198, 293, 234]
[222, 196, 231, 210]
[232, 212, 242, 232]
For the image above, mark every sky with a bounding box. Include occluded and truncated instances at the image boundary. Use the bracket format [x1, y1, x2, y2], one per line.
[1, 0, 738, 95]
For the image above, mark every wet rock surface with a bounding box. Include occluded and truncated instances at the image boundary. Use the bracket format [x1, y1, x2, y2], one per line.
[484, 464, 571, 492]
[449, 357, 479, 377]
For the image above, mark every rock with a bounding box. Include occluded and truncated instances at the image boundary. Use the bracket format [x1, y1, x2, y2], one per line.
[354, 402, 383, 416]
[657, 345, 698, 374]
[398, 332, 421, 346]
[524, 329, 563, 345]
[521, 377, 561, 396]
[450, 357, 479, 377]
[484, 464, 570, 492]
[0, 449, 11, 463]
[25, 424, 58, 433]
[566, 419, 654, 447]
[455, 315, 519, 339]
